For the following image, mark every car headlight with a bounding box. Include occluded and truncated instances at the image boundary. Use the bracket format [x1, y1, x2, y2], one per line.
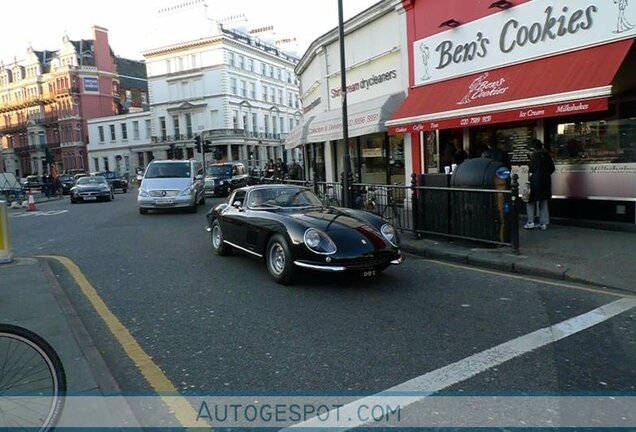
[219, 181, 225, 185]
[179, 187, 194, 196]
[381, 224, 398, 247]
[101, 186, 111, 192]
[303, 228, 337, 255]
[139, 189, 149, 197]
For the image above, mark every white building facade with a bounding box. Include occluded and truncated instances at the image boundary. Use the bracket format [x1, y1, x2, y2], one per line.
[142, 13, 302, 171]
[292, 0, 410, 185]
[87, 111, 151, 175]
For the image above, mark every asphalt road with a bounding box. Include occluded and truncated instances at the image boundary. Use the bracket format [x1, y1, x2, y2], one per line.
[8, 191, 636, 402]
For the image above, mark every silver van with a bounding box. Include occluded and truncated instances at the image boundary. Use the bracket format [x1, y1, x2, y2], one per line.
[137, 160, 205, 214]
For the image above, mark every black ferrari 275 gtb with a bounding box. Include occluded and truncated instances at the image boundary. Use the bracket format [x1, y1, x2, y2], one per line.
[206, 184, 403, 284]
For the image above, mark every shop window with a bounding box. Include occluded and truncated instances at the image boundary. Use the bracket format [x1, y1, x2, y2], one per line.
[548, 116, 636, 164]
[388, 135, 405, 185]
[359, 133, 386, 184]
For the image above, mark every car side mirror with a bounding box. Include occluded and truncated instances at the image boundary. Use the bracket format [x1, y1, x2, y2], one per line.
[195, 174, 204, 181]
[232, 200, 242, 208]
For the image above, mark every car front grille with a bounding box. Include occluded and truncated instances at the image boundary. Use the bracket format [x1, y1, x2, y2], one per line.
[149, 190, 179, 197]
[335, 255, 391, 270]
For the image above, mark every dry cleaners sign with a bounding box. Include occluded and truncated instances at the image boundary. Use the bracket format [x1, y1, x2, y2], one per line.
[414, 0, 636, 86]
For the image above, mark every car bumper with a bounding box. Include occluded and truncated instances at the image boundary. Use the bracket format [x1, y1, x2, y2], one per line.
[73, 191, 111, 201]
[293, 251, 403, 273]
[204, 185, 229, 196]
[138, 195, 195, 209]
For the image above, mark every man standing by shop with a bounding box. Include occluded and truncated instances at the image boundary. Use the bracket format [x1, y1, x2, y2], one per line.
[524, 139, 555, 230]
[482, 137, 511, 169]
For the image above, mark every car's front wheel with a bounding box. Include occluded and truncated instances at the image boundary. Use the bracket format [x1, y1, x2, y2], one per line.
[266, 234, 296, 285]
[211, 220, 229, 256]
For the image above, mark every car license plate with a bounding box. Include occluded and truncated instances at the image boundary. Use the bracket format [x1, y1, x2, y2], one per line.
[155, 198, 174, 205]
[84, 196, 97, 201]
[361, 270, 377, 278]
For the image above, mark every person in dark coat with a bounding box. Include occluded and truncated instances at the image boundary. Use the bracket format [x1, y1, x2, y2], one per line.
[453, 139, 468, 165]
[524, 139, 555, 230]
[481, 138, 511, 169]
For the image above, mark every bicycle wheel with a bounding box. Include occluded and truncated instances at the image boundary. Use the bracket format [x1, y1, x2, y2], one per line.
[0, 324, 66, 431]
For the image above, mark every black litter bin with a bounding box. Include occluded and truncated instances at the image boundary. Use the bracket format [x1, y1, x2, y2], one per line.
[417, 173, 451, 234]
[449, 158, 511, 243]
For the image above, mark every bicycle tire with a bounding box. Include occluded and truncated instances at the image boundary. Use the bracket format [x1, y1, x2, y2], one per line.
[0, 324, 66, 431]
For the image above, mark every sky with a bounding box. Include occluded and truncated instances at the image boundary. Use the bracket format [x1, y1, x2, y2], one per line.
[1, 0, 380, 63]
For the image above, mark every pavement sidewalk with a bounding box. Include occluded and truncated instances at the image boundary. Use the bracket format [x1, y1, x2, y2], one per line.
[401, 221, 636, 294]
[0, 258, 138, 427]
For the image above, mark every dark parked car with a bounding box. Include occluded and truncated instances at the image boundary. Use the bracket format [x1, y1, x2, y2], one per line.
[23, 175, 44, 190]
[204, 163, 248, 197]
[58, 174, 75, 195]
[70, 176, 114, 203]
[94, 171, 128, 193]
[206, 185, 403, 284]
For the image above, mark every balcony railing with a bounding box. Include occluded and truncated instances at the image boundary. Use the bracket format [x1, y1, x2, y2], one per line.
[0, 121, 28, 133]
[206, 129, 247, 138]
[13, 144, 47, 154]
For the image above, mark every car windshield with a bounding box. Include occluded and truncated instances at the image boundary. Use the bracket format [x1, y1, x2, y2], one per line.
[99, 172, 117, 179]
[77, 176, 107, 185]
[248, 187, 323, 209]
[206, 166, 231, 177]
[60, 175, 73, 182]
[145, 163, 191, 179]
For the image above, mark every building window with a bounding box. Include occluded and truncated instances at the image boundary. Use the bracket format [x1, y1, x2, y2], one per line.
[289, 118, 294, 131]
[185, 113, 192, 138]
[125, 89, 132, 101]
[141, 92, 148, 104]
[252, 113, 258, 135]
[191, 54, 197, 69]
[249, 82, 255, 99]
[173, 115, 180, 138]
[261, 62, 266, 75]
[160, 117, 167, 141]
[233, 110, 239, 129]
[270, 88, 275, 103]
[262, 86, 267, 101]
[230, 78, 237, 95]
[243, 113, 248, 132]
[269, 65, 274, 77]
[103, 157, 110, 171]
[278, 89, 283, 105]
[240, 80, 247, 98]
[276, 68, 281, 80]
[280, 117, 284, 134]
[98, 126, 105, 142]
[272, 116, 277, 134]
[238, 55, 244, 69]
[124, 155, 130, 173]
[247, 58, 253, 72]
[146, 151, 154, 163]
[288, 92, 293, 107]
[133, 121, 140, 140]
[121, 123, 128, 140]
[264, 114, 269, 135]
[145, 119, 151, 139]
[109, 124, 116, 141]
[228, 51, 235, 67]
[93, 158, 99, 171]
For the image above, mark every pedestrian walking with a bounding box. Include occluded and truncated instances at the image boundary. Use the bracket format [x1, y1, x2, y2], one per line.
[289, 160, 300, 180]
[524, 139, 555, 230]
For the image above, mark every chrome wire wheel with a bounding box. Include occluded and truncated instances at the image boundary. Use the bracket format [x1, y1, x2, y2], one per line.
[269, 243, 285, 276]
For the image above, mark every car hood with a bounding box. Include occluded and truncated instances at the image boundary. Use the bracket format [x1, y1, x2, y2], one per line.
[205, 175, 230, 181]
[141, 178, 191, 191]
[290, 208, 370, 232]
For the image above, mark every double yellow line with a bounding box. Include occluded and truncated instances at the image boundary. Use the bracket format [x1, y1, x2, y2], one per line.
[40, 255, 206, 429]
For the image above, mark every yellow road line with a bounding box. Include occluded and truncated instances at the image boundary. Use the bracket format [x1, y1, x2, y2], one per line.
[39, 255, 207, 429]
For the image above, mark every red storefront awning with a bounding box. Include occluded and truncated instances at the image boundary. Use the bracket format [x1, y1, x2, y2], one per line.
[387, 39, 634, 135]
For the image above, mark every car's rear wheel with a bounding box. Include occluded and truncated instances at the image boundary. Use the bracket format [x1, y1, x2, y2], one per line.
[211, 220, 229, 256]
[122, 189, 127, 193]
[139, 208, 148, 215]
[266, 234, 296, 285]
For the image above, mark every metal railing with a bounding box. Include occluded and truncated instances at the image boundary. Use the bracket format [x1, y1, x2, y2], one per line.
[240, 174, 519, 250]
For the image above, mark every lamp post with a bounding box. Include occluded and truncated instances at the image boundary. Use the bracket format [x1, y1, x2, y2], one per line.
[338, 0, 352, 207]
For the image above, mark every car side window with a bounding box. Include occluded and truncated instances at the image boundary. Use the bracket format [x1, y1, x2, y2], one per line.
[232, 166, 239, 176]
[232, 191, 246, 207]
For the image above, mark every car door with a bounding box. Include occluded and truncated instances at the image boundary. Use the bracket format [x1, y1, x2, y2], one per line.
[219, 190, 249, 247]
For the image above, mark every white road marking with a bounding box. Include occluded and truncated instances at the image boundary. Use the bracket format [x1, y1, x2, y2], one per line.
[283, 297, 636, 430]
[10, 210, 68, 218]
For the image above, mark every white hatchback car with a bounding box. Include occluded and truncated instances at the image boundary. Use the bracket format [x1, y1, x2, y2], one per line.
[137, 160, 206, 214]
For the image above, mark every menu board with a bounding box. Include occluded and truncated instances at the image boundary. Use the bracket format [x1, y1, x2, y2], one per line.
[499, 126, 534, 166]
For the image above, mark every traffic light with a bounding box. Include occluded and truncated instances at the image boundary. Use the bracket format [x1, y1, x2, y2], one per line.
[168, 143, 176, 159]
[203, 140, 212, 153]
[194, 135, 202, 153]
